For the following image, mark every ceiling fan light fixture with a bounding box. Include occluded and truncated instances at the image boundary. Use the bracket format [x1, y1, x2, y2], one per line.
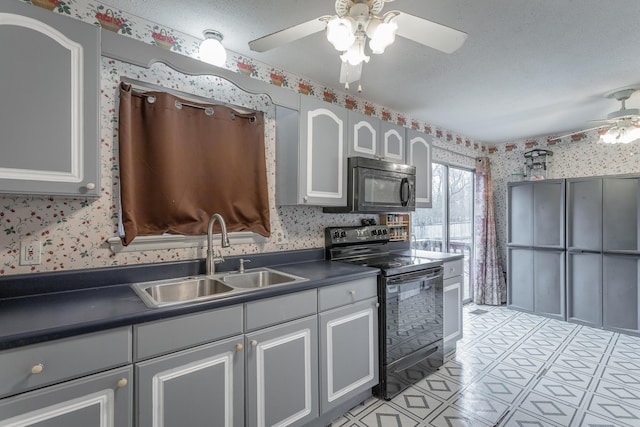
[199, 30, 227, 66]
[326, 17, 356, 51]
[340, 38, 370, 66]
[601, 121, 640, 144]
[369, 20, 398, 54]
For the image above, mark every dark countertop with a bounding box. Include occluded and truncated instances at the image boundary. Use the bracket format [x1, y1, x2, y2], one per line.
[393, 249, 465, 262]
[0, 258, 378, 351]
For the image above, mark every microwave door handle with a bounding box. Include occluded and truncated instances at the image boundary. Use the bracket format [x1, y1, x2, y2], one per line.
[400, 178, 410, 206]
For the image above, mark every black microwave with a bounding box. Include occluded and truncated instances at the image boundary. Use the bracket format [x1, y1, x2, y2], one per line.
[324, 157, 416, 213]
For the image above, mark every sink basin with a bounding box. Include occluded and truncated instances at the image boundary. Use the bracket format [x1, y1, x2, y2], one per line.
[221, 268, 307, 289]
[131, 276, 235, 308]
[131, 268, 308, 308]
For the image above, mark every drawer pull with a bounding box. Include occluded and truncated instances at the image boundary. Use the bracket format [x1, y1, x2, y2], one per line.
[349, 290, 356, 296]
[251, 340, 258, 347]
[31, 364, 44, 375]
[117, 378, 128, 388]
[236, 344, 244, 352]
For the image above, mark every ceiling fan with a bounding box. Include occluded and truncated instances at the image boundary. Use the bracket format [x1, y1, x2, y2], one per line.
[565, 87, 640, 144]
[248, 0, 468, 90]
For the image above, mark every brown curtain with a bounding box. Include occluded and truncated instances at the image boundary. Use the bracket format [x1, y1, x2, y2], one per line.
[473, 157, 506, 305]
[118, 83, 270, 245]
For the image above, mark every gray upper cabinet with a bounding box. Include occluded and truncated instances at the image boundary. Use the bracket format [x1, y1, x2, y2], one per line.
[533, 181, 565, 248]
[0, 1, 100, 197]
[406, 129, 433, 208]
[507, 183, 533, 246]
[567, 178, 603, 252]
[379, 121, 406, 163]
[276, 96, 347, 206]
[347, 110, 379, 158]
[507, 180, 564, 247]
[603, 177, 640, 253]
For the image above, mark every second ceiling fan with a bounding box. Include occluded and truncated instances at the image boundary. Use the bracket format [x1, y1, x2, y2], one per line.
[248, 0, 468, 90]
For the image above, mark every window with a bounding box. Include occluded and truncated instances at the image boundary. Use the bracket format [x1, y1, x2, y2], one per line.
[413, 163, 474, 302]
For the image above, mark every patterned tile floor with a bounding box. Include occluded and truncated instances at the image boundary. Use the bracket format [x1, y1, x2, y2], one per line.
[330, 303, 640, 427]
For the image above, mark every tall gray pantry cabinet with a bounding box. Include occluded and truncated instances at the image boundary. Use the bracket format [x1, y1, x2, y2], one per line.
[566, 175, 640, 335]
[507, 180, 566, 320]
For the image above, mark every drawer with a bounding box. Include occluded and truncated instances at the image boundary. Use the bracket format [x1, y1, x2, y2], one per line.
[134, 305, 243, 360]
[318, 277, 378, 312]
[245, 289, 317, 332]
[0, 327, 131, 399]
[444, 258, 464, 279]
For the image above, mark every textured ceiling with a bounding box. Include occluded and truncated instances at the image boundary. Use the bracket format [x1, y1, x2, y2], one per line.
[100, 0, 640, 143]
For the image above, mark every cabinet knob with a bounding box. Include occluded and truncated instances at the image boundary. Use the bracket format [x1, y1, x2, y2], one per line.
[349, 290, 356, 296]
[117, 378, 128, 388]
[236, 344, 244, 352]
[251, 340, 258, 347]
[31, 363, 44, 375]
[375, 302, 380, 308]
[85, 183, 96, 190]
[303, 196, 308, 203]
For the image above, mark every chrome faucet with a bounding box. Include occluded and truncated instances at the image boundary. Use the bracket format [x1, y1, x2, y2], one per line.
[206, 213, 230, 276]
[410, 234, 418, 250]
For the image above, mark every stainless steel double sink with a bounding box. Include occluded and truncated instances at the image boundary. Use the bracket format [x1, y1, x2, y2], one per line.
[131, 268, 308, 308]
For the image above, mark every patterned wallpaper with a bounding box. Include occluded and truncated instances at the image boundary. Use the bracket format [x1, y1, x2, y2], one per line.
[0, 0, 478, 276]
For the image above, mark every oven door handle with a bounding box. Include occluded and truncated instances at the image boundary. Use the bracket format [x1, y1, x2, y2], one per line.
[399, 178, 411, 206]
[387, 268, 443, 284]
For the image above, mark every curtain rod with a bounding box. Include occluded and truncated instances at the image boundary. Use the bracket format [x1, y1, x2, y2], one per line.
[120, 77, 261, 115]
[431, 145, 478, 161]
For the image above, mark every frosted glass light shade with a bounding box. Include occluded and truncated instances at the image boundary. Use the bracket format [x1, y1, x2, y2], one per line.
[199, 30, 227, 66]
[326, 17, 355, 51]
[369, 21, 397, 54]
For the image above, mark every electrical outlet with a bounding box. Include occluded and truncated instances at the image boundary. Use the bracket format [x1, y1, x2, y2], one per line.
[20, 239, 41, 265]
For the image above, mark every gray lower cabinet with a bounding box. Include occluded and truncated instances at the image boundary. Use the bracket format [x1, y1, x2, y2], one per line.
[443, 258, 464, 354]
[0, 326, 132, 426]
[136, 335, 244, 427]
[319, 298, 378, 414]
[603, 254, 640, 334]
[507, 248, 565, 319]
[0, 1, 100, 197]
[276, 95, 347, 206]
[567, 251, 602, 327]
[0, 366, 132, 427]
[245, 315, 319, 427]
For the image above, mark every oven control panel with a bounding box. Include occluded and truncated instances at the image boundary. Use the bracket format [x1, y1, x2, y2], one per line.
[325, 225, 390, 247]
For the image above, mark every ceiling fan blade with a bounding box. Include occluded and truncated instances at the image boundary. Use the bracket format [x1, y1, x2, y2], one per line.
[392, 11, 467, 54]
[339, 61, 362, 84]
[248, 17, 330, 52]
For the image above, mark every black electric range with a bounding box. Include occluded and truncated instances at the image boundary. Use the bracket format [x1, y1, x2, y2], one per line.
[325, 225, 444, 400]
